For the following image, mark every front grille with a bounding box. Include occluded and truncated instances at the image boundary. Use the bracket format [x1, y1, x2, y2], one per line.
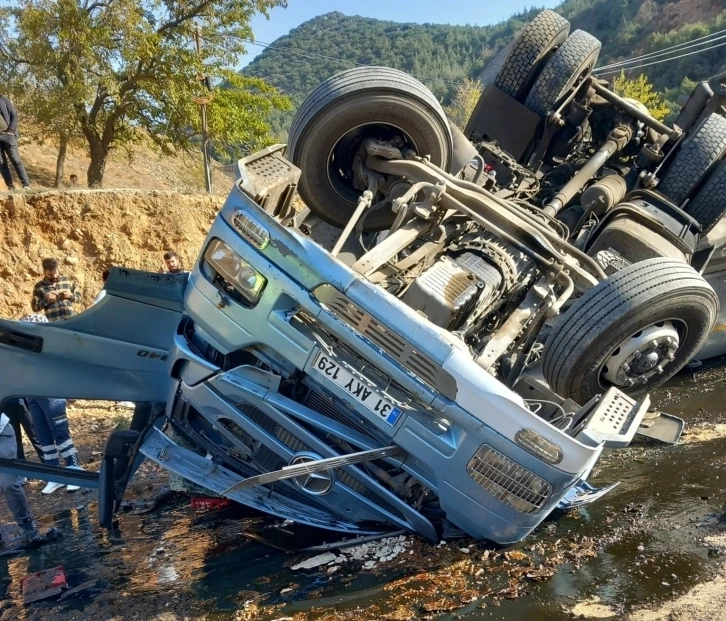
[335, 470, 406, 520]
[466, 445, 551, 514]
[234, 401, 408, 520]
[303, 387, 383, 440]
[239, 403, 308, 453]
[314, 285, 457, 400]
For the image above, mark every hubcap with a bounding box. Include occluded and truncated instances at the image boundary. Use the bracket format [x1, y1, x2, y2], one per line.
[602, 321, 680, 387]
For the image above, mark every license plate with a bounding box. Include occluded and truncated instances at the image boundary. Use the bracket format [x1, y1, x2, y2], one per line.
[312, 352, 402, 426]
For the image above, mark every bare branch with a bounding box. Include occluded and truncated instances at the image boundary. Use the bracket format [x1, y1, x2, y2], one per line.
[157, 0, 215, 34]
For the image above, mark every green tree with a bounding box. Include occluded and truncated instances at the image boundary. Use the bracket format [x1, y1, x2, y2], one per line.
[0, 0, 289, 187]
[445, 78, 482, 129]
[611, 71, 671, 121]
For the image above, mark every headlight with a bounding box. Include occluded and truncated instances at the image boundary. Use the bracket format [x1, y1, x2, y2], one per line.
[204, 238, 266, 305]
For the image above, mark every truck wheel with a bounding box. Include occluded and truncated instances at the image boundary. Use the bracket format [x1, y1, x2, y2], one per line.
[493, 10, 570, 101]
[685, 159, 726, 234]
[288, 66, 453, 230]
[542, 257, 718, 404]
[524, 30, 601, 118]
[659, 113, 726, 207]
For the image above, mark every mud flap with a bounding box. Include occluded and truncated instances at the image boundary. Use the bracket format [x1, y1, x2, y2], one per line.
[98, 402, 165, 528]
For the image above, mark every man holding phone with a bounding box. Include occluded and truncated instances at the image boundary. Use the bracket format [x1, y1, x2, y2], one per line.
[31, 258, 82, 321]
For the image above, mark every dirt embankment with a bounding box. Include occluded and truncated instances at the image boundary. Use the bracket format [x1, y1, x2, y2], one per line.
[0, 189, 225, 318]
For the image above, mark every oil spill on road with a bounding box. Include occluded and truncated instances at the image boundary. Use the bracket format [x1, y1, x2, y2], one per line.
[0, 367, 724, 620]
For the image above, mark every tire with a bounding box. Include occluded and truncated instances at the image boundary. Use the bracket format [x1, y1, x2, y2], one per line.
[659, 113, 726, 206]
[685, 159, 726, 234]
[289, 67, 453, 230]
[542, 257, 718, 404]
[524, 30, 601, 118]
[493, 10, 570, 101]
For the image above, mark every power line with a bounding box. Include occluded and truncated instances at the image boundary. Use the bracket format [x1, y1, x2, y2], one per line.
[243, 38, 468, 88]
[596, 38, 726, 76]
[595, 27, 726, 71]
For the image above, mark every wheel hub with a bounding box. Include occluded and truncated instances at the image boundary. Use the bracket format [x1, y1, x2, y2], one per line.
[602, 321, 680, 387]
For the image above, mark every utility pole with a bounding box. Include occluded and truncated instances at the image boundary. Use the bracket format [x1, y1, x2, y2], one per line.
[194, 24, 213, 194]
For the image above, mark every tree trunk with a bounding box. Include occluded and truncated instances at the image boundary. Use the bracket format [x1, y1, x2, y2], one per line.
[54, 134, 69, 188]
[87, 142, 108, 188]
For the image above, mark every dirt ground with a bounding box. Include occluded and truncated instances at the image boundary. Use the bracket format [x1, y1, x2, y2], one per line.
[0, 189, 225, 318]
[14, 135, 234, 193]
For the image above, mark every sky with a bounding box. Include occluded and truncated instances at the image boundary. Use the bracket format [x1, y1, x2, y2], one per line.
[239, 0, 563, 67]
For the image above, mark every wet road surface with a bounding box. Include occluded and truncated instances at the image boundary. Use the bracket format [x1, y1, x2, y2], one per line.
[1, 365, 726, 620]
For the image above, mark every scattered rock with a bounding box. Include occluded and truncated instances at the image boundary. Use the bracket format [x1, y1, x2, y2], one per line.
[363, 561, 376, 570]
[327, 566, 339, 575]
[64, 255, 79, 265]
[290, 552, 336, 571]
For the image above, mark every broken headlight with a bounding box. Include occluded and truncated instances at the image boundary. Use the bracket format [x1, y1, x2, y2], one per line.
[203, 238, 266, 306]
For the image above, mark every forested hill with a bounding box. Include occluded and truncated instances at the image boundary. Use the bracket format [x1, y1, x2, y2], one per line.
[243, 0, 726, 139]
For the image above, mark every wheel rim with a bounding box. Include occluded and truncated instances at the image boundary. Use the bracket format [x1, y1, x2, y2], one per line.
[601, 320, 682, 388]
[326, 122, 418, 204]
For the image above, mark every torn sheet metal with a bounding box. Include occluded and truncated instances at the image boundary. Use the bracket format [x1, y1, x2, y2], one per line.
[557, 481, 620, 510]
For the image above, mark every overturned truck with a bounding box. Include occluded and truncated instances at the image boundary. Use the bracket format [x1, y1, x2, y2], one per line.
[2, 11, 725, 544]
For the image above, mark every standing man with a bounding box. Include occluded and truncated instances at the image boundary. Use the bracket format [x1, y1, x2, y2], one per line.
[31, 258, 82, 321]
[0, 412, 59, 547]
[19, 313, 84, 494]
[2, 399, 43, 464]
[0, 93, 31, 191]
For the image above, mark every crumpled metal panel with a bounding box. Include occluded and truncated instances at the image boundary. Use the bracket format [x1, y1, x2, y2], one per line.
[140, 428, 383, 535]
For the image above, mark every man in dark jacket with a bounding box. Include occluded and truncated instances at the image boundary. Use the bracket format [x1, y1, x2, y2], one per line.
[0, 94, 31, 190]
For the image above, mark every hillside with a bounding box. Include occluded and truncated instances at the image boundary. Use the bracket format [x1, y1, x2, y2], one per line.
[243, 0, 726, 138]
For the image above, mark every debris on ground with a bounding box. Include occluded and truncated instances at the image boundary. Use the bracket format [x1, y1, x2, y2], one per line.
[190, 497, 232, 511]
[21, 567, 66, 604]
[570, 596, 619, 618]
[289, 535, 414, 572]
[290, 552, 337, 571]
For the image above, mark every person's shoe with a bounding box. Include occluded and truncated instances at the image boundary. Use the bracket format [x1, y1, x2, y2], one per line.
[22, 185, 31, 191]
[41, 481, 65, 495]
[65, 465, 85, 492]
[18, 477, 27, 486]
[25, 527, 61, 548]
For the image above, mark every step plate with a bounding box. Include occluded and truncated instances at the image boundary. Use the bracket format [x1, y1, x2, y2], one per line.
[578, 388, 650, 448]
